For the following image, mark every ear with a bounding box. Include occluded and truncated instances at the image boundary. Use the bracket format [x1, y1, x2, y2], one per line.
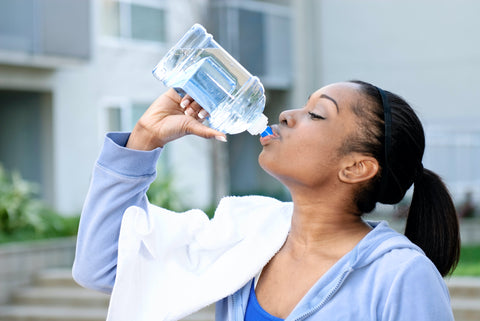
[338, 154, 379, 184]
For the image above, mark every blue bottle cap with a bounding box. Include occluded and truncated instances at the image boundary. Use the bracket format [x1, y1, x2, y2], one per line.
[260, 126, 273, 137]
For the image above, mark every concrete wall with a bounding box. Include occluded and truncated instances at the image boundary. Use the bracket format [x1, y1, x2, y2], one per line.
[0, 237, 76, 304]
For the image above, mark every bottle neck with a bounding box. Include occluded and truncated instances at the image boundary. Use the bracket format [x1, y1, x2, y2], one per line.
[247, 113, 268, 135]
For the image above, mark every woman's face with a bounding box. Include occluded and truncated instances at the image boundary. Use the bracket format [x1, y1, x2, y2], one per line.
[258, 82, 361, 190]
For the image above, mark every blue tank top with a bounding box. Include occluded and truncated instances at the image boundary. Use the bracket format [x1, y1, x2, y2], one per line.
[244, 280, 284, 321]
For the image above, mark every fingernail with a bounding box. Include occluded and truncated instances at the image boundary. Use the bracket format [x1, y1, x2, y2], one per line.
[198, 110, 209, 119]
[180, 99, 191, 109]
[215, 135, 227, 142]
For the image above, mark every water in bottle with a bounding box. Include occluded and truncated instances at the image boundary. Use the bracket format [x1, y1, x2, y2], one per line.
[152, 24, 271, 136]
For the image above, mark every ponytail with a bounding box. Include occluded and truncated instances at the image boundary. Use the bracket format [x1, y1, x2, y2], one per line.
[347, 80, 461, 276]
[405, 167, 460, 277]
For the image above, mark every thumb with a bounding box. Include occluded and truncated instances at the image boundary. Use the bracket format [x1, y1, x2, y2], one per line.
[186, 121, 227, 142]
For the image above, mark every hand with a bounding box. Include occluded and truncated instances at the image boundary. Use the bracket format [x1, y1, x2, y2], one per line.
[126, 89, 227, 150]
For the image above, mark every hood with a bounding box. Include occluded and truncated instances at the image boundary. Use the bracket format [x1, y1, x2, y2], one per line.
[350, 220, 424, 270]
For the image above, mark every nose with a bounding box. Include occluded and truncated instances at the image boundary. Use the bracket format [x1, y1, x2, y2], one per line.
[279, 109, 297, 127]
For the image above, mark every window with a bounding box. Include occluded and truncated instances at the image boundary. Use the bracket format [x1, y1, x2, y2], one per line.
[0, 0, 90, 60]
[210, 0, 292, 89]
[101, 0, 167, 44]
[100, 98, 149, 134]
[106, 107, 122, 132]
[0, 90, 53, 204]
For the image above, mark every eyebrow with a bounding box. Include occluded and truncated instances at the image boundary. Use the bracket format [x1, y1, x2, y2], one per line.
[319, 94, 339, 113]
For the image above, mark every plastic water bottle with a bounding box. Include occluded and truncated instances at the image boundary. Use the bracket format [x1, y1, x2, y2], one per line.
[152, 24, 271, 136]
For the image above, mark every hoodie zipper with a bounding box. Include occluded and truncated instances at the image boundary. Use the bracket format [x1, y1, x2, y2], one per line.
[231, 293, 236, 321]
[292, 267, 353, 321]
[231, 285, 245, 321]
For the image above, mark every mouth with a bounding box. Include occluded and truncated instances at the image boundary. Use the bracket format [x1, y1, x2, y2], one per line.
[259, 125, 280, 146]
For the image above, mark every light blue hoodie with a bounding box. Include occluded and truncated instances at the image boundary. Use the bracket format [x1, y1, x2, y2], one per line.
[216, 221, 454, 321]
[73, 133, 454, 321]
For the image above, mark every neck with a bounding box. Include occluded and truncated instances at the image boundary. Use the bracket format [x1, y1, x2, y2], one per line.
[285, 193, 372, 258]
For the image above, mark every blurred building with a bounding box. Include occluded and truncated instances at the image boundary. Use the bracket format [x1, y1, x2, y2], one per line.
[293, 0, 480, 205]
[0, 0, 479, 215]
[0, 0, 292, 214]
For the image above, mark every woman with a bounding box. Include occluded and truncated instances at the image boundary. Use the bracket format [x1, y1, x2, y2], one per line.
[73, 80, 460, 321]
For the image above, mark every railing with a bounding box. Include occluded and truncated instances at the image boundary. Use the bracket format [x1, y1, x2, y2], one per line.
[424, 123, 480, 204]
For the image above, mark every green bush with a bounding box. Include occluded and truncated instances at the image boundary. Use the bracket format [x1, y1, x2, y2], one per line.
[0, 164, 79, 243]
[146, 173, 184, 212]
[147, 172, 217, 218]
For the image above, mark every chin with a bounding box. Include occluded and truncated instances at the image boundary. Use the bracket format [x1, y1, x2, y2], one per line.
[258, 151, 280, 180]
[258, 150, 269, 170]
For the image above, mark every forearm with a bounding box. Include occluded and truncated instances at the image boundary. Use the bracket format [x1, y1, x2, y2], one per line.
[72, 132, 162, 293]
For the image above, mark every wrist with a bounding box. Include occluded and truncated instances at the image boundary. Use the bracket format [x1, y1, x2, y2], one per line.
[126, 124, 165, 150]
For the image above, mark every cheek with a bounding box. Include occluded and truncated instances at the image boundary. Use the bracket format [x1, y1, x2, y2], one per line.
[258, 136, 338, 183]
[292, 137, 343, 179]
[294, 134, 338, 164]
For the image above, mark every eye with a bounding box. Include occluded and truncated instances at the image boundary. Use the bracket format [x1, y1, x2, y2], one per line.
[309, 112, 325, 120]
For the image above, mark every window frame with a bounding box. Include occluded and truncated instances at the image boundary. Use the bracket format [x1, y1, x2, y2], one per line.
[98, 96, 151, 137]
[210, 0, 292, 89]
[99, 0, 168, 49]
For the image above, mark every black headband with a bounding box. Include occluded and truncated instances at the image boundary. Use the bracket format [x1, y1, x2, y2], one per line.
[376, 86, 392, 195]
[375, 86, 424, 203]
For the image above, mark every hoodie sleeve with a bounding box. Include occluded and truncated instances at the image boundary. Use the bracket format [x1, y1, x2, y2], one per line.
[381, 254, 454, 321]
[72, 132, 162, 293]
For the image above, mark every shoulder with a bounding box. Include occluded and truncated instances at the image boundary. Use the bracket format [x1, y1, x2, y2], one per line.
[353, 246, 453, 320]
[380, 252, 453, 319]
[379, 247, 443, 283]
[354, 222, 451, 307]
[370, 247, 452, 319]
[362, 225, 444, 289]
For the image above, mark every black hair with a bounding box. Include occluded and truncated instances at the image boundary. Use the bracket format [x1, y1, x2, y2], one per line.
[344, 80, 460, 277]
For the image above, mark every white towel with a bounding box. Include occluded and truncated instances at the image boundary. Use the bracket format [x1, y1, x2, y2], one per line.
[106, 195, 293, 321]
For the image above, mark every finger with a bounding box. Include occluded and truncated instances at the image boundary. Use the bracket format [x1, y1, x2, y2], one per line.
[180, 98, 191, 109]
[198, 109, 209, 120]
[184, 107, 197, 117]
[184, 99, 206, 120]
[180, 94, 195, 109]
[186, 100, 203, 114]
[185, 107, 208, 122]
[166, 88, 184, 103]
